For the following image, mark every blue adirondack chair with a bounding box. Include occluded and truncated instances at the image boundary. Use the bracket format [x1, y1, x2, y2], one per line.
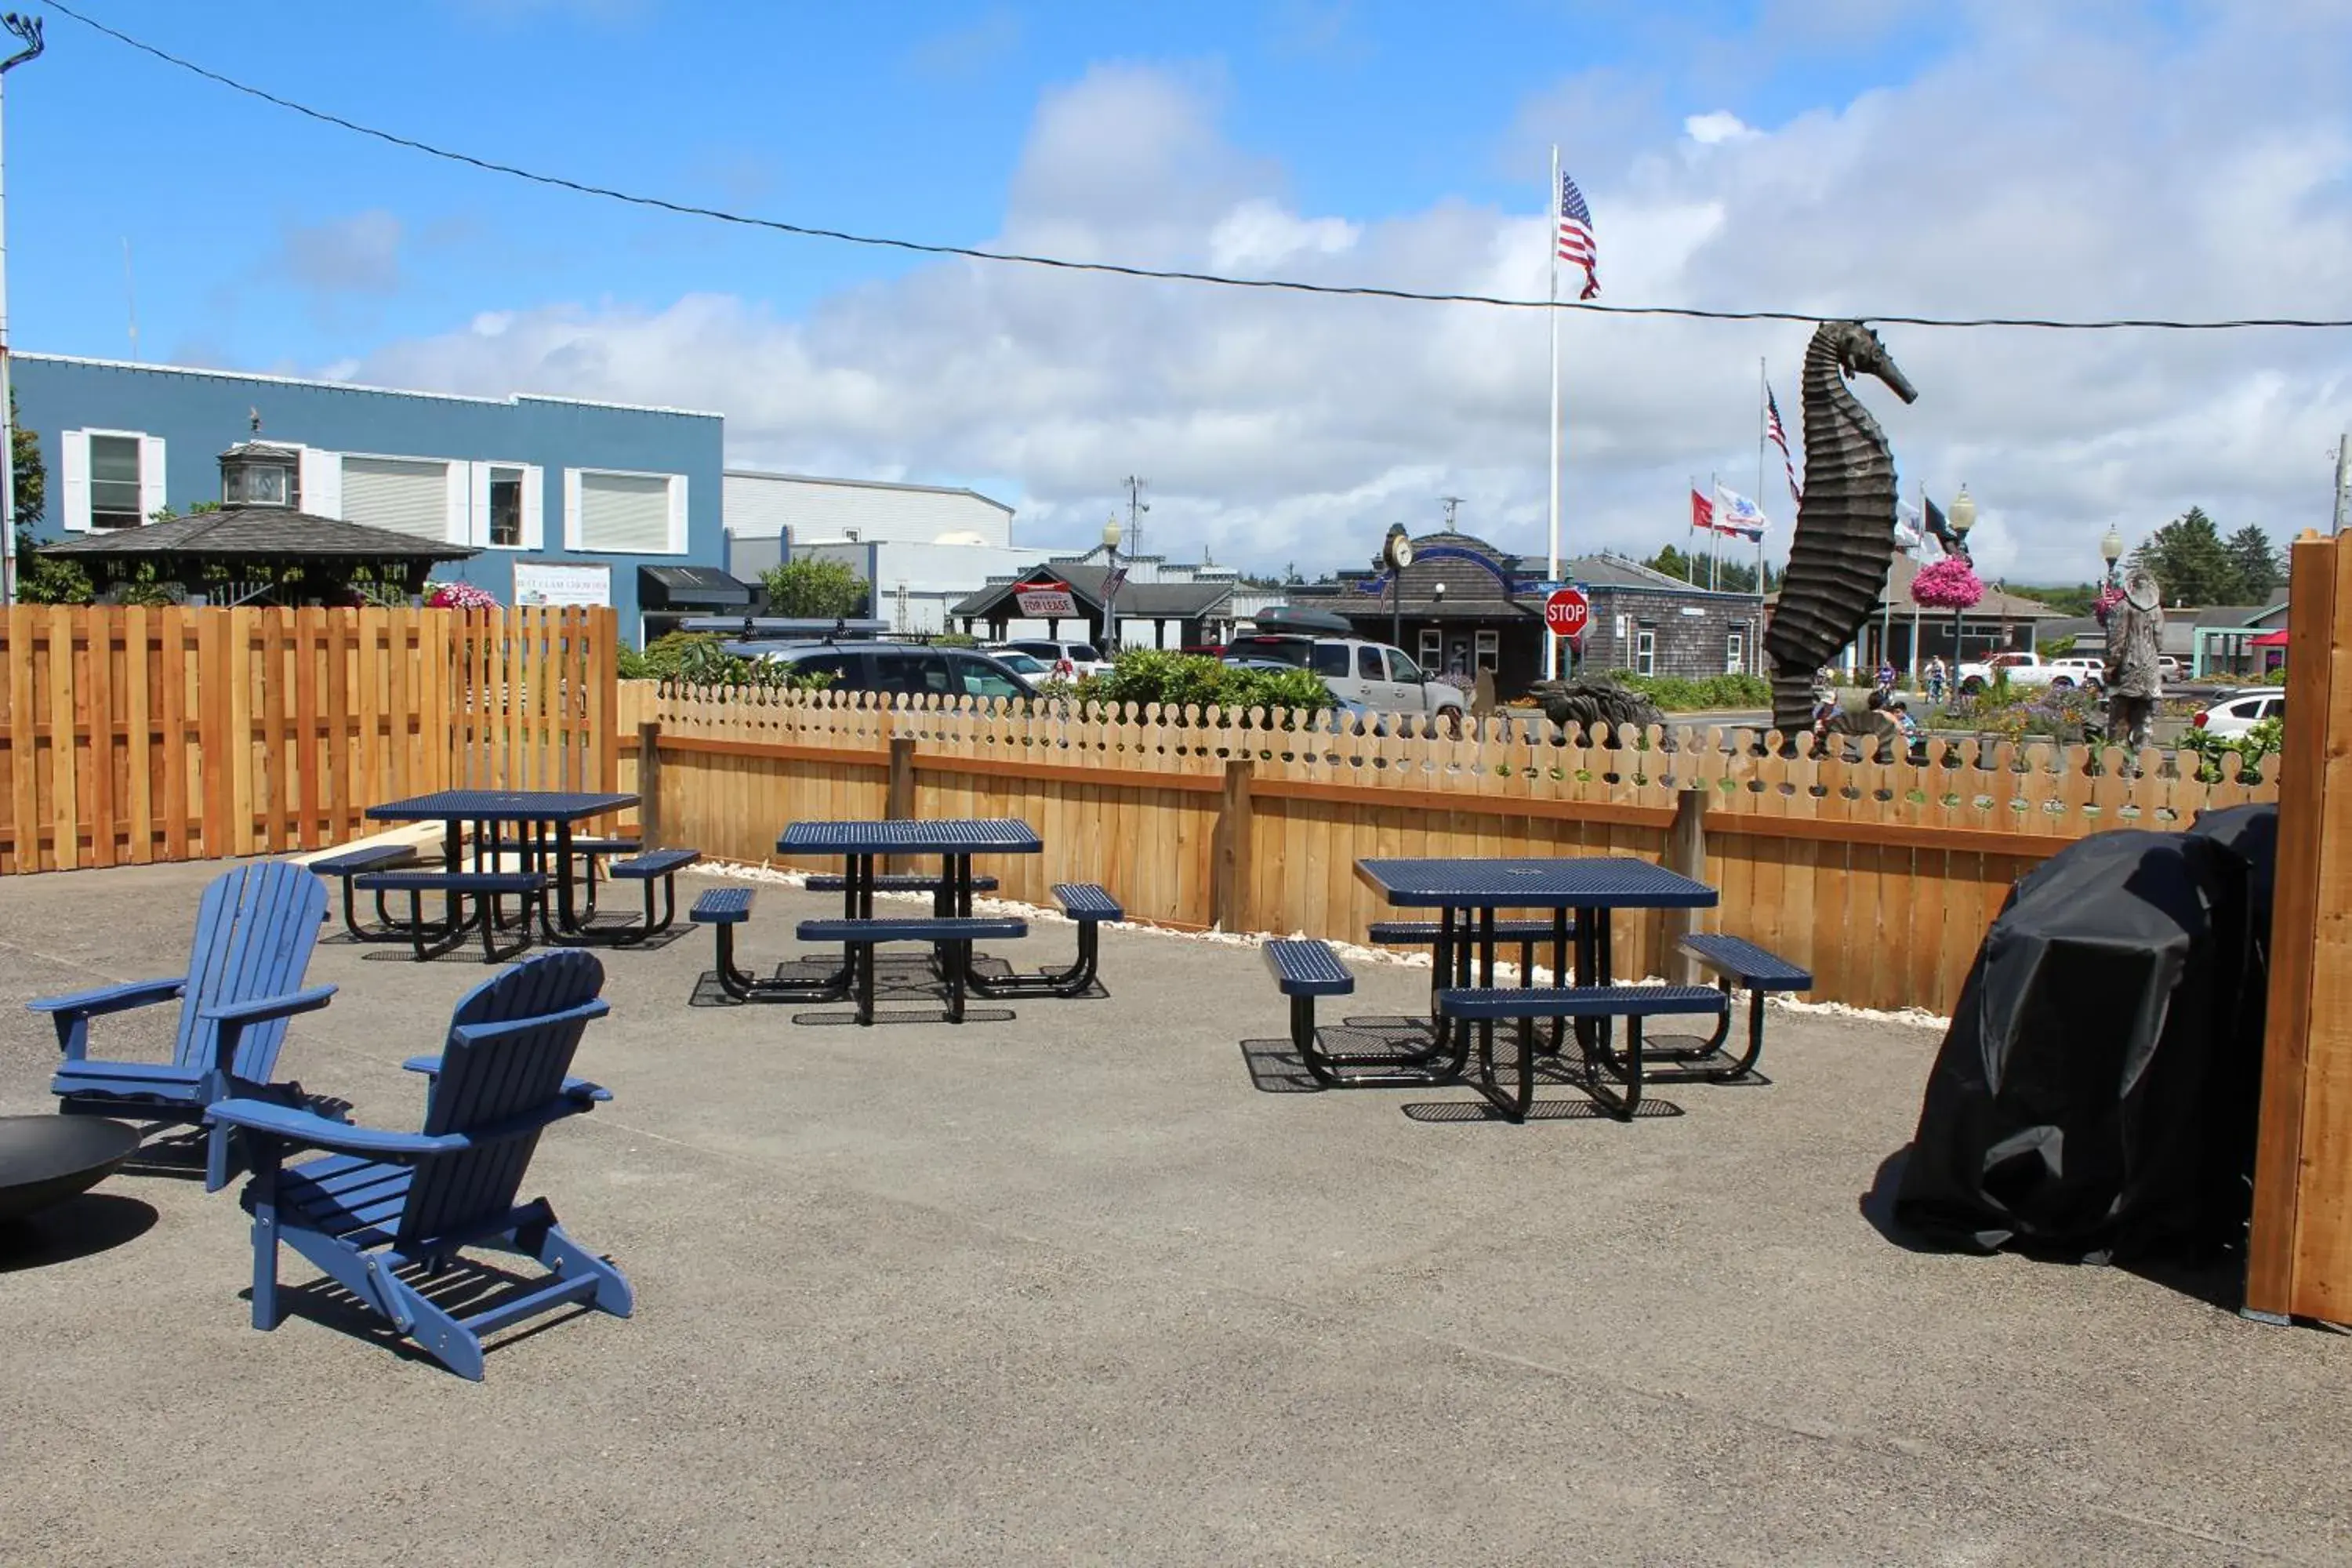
[31, 861, 337, 1192]
[205, 949, 630, 1381]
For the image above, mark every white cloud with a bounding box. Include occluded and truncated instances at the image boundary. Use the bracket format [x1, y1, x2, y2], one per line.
[345, 16, 2352, 583]
[904, 8, 1023, 79]
[1683, 111, 1758, 145]
[278, 210, 404, 296]
[1207, 201, 1360, 272]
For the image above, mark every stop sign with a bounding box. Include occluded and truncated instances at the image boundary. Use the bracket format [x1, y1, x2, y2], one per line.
[1544, 586, 1591, 638]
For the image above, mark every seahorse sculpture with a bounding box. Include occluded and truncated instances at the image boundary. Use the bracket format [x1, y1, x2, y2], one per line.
[1764, 321, 1918, 735]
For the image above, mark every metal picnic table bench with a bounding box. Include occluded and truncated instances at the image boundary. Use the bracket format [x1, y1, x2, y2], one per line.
[688, 818, 1122, 1022]
[1269, 857, 1730, 1121]
[334, 789, 689, 959]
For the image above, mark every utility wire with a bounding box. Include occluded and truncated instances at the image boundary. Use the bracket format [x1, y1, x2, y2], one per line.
[45, 1, 2352, 332]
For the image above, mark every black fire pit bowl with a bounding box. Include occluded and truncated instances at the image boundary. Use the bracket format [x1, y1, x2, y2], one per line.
[0, 1115, 143, 1226]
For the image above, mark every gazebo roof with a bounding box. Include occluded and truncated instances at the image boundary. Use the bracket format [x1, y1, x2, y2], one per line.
[39, 508, 477, 562]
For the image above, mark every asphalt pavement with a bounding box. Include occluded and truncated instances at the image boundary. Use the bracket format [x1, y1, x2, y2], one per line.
[3, 860, 2344, 1565]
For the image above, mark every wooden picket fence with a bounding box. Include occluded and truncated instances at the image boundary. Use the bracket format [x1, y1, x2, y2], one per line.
[0, 605, 619, 873]
[619, 681, 2275, 1018]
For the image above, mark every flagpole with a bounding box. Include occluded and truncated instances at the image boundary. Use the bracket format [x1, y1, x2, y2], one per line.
[1708, 473, 1719, 592]
[1686, 475, 1697, 583]
[1756, 358, 1768, 512]
[1544, 143, 1561, 682]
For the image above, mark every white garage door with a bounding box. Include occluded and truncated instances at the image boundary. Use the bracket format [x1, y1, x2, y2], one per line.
[342, 456, 452, 540]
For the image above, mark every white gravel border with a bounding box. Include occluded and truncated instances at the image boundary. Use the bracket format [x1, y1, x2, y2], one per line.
[684, 860, 1951, 1033]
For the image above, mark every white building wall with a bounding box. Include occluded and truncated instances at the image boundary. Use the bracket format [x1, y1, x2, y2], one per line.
[724, 469, 1014, 548]
[801, 538, 1044, 635]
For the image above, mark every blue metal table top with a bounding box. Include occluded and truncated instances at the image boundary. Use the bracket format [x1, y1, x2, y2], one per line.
[367, 789, 638, 823]
[1354, 857, 1718, 910]
[777, 818, 1044, 856]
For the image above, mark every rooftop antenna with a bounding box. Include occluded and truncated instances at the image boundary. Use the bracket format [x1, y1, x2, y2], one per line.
[122, 237, 139, 361]
[1122, 475, 1149, 560]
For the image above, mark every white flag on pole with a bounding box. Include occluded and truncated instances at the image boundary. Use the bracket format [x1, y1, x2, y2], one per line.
[1712, 485, 1769, 541]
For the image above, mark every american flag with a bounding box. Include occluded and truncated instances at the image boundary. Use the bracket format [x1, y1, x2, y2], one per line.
[1764, 383, 1802, 504]
[1557, 171, 1598, 300]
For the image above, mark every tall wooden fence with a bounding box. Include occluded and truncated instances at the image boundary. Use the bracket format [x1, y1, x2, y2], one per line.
[0, 605, 618, 874]
[620, 681, 2274, 1017]
[2249, 530, 2350, 1324]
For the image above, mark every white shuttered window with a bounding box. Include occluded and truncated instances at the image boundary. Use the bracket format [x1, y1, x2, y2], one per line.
[573, 470, 681, 553]
[59, 430, 166, 531]
[341, 456, 455, 540]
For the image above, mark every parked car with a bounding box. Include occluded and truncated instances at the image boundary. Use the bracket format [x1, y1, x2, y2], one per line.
[985, 648, 1053, 679]
[1955, 651, 2081, 695]
[723, 639, 1040, 701]
[2194, 688, 2286, 739]
[1221, 607, 1468, 726]
[993, 639, 1109, 677]
[2045, 656, 2107, 690]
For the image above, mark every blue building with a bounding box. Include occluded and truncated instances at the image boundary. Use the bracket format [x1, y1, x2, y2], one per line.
[13, 352, 738, 643]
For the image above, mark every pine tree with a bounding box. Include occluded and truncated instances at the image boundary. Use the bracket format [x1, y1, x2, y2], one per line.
[2129, 507, 2240, 605]
[2222, 524, 2283, 603]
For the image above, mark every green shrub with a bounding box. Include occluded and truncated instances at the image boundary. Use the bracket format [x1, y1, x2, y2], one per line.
[2180, 715, 2281, 783]
[1075, 649, 1332, 716]
[1602, 670, 1771, 710]
[619, 630, 832, 691]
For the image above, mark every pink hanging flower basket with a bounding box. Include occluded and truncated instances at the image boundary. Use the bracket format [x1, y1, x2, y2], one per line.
[426, 580, 502, 610]
[2093, 581, 2125, 626]
[1911, 558, 1985, 611]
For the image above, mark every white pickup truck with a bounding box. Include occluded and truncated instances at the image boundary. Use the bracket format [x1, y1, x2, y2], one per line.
[1223, 607, 1470, 727]
[1955, 652, 2104, 695]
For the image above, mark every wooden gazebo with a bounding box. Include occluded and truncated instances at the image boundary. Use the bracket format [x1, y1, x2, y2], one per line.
[37, 439, 477, 606]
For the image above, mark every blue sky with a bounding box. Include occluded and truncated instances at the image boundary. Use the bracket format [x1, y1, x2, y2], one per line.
[9, 2, 2347, 579]
[22, 0, 1950, 363]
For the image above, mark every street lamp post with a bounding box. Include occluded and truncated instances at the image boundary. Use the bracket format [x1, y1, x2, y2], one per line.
[0, 12, 46, 609]
[2100, 524, 2125, 586]
[1381, 524, 1414, 654]
[1947, 485, 1978, 662]
[1100, 516, 1122, 654]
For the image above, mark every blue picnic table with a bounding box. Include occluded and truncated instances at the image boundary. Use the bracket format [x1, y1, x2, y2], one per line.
[365, 789, 640, 952]
[1350, 856, 1719, 1116]
[716, 818, 1045, 1011]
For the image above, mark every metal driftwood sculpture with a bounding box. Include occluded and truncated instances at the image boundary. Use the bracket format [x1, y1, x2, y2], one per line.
[1764, 321, 1918, 735]
[1527, 677, 1664, 739]
[2103, 564, 2165, 751]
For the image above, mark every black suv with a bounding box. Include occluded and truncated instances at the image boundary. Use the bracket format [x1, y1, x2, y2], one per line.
[720, 639, 1040, 701]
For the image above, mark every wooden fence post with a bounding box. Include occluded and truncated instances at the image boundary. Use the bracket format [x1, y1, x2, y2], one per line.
[1664, 786, 1709, 982]
[887, 736, 917, 820]
[637, 721, 662, 849]
[1214, 759, 1254, 933]
[2247, 529, 2343, 1323]
[884, 735, 918, 874]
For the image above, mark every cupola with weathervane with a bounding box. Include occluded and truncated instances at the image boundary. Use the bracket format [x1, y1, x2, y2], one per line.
[217, 410, 299, 509]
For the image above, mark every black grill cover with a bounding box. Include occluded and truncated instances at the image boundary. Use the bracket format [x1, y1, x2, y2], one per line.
[1892, 811, 2274, 1260]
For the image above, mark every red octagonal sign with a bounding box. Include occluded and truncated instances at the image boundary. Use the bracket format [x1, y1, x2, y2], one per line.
[1544, 586, 1591, 638]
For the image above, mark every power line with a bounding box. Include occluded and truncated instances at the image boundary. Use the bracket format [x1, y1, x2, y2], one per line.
[45, 1, 2352, 334]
